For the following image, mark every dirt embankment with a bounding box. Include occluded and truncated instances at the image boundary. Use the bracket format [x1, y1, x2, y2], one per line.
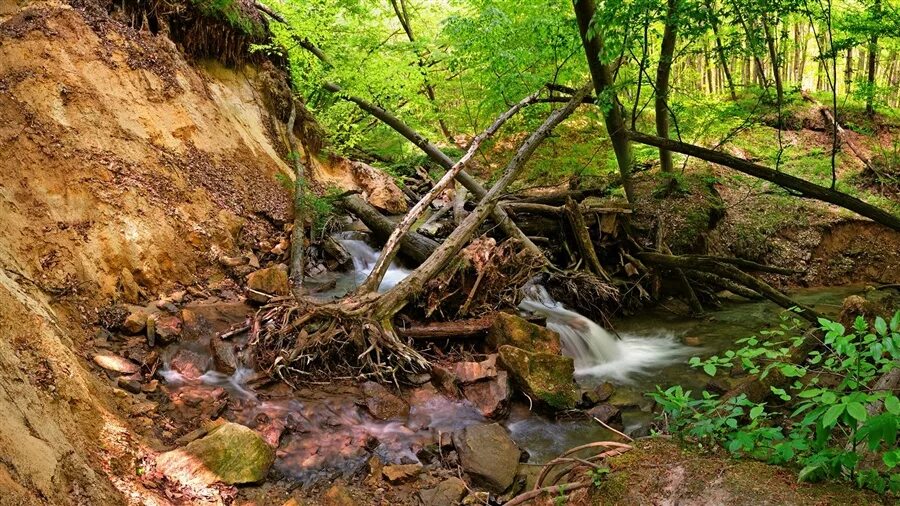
[0, 0, 303, 502]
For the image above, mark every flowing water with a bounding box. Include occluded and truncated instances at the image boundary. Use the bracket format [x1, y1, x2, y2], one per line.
[155, 236, 866, 482]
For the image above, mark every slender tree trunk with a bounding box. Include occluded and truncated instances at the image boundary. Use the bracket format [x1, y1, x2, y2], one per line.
[762, 16, 784, 106]
[574, 0, 635, 203]
[865, 0, 880, 115]
[286, 103, 305, 297]
[709, 4, 738, 100]
[845, 47, 854, 96]
[656, 0, 679, 176]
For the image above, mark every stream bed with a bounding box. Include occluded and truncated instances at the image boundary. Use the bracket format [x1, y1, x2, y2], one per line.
[155, 238, 866, 486]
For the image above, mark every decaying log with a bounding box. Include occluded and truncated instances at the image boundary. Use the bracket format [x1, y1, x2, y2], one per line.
[638, 252, 820, 323]
[680, 255, 800, 276]
[626, 131, 900, 232]
[396, 316, 494, 340]
[339, 195, 438, 263]
[565, 198, 611, 281]
[502, 187, 610, 206]
[504, 201, 633, 216]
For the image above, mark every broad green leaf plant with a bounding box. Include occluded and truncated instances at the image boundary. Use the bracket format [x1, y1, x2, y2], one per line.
[651, 310, 900, 495]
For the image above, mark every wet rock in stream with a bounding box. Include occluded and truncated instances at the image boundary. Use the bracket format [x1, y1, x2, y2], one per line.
[487, 312, 561, 354]
[419, 477, 468, 506]
[498, 345, 579, 410]
[156, 421, 274, 486]
[452, 423, 521, 493]
[461, 370, 511, 419]
[361, 381, 410, 420]
[93, 352, 140, 374]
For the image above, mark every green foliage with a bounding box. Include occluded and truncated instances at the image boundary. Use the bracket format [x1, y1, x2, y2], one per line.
[191, 0, 261, 35]
[588, 466, 611, 487]
[650, 311, 900, 495]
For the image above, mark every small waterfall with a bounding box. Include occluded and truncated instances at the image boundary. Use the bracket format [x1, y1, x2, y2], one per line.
[519, 285, 695, 384]
[337, 238, 411, 292]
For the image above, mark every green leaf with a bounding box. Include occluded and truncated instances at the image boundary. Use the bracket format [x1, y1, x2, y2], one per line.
[823, 404, 845, 427]
[884, 450, 900, 469]
[750, 405, 765, 419]
[846, 402, 868, 422]
[874, 317, 888, 336]
[703, 363, 717, 377]
[820, 391, 837, 404]
[798, 389, 822, 398]
[889, 311, 900, 332]
[885, 395, 900, 416]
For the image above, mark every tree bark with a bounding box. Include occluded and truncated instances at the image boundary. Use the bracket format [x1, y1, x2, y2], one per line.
[339, 195, 438, 264]
[762, 16, 785, 108]
[322, 82, 544, 259]
[565, 197, 611, 281]
[286, 103, 305, 297]
[625, 131, 900, 231]
[573, 0, 635, 203]
[358, 90, 540, 294]
[656, 0, 679, 175]
[373, 83, 594, 317]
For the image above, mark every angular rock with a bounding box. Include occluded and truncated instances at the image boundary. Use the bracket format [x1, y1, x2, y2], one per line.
[452, 423, 520, 493]
[682, 335, 702, 346]
[382, 463, 423, 484]
[454, 355, 498, 384]
[246, 264, 289, 302]
[462, 492, 490, 506]
[594, 381, 615, 402]
[462, 371, 511, 419]
[587, 403, 620, 424]
[168, 349, 209, 381]
[155, 315, 182, 344]
[498, 345, 578, 410]
[487, 313, 561, 354]
[181, 308, 213, 341]
[361, 381, 409, 420]
[93, 352, 140, 374]
[122, 308, 149, 334]
[209, 338, 238, 374]
[156, 422, 274, 486]
[117, 375, 142, 394]
[431, 365, 459, 396]
[419, 477, 467, 506]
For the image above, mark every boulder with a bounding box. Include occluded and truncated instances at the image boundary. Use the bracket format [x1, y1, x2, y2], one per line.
[587, 403, 620, 424]
[246, 265, 290, 302]
[382, 463, 423, 484]
[454, 355, 498, 384]
[122, 308, 149, 334]
[117, 375, 142, 394]
[361, 381, 409, 420]
[487, 313, 561, 354]
[156, 422, 274, 486]
[93, 352, 140, 374]
[452, 423, 520, 493]
[168, 348, 209, 380]
[498, 345, 578, 410]
[461, 371, 511, 419]
[419, 477, 467, 506]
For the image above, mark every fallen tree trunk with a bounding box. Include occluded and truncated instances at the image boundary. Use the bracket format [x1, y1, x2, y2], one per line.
[565, 197, 610, 281]
[323, 82, 545, 259]
[638, 252, 820, 323]
[626, 131, 900, 232]
[501, 187, 609, 206]
[339, 195, 438, 264]
[358, 89, 541, 294]
[396, 316, 494, 340]
[684, 270, 763, 300]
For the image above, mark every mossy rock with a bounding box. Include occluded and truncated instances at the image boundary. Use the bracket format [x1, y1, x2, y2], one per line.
[487, 313, 561, 354]
[498, 345, 578, 410]
[156, 422, 274, 486]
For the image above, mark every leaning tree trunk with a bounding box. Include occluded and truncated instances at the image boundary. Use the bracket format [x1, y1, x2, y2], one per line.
[626, 130, 900, 231]
[707, 0, 737, 100]
[865, 0, 880, 115]
[574, 0, 635, 203]
[321, 82, 545, 260]
[339, 195, 439, 264]
[357, 89, 541, 294]
[656, 0, 679, 178]
[372, 83, 594, 319]
[762, 16, 784, 109]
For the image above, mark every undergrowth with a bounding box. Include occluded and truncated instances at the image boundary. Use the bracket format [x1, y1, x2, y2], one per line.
[651, 311, 900, 496]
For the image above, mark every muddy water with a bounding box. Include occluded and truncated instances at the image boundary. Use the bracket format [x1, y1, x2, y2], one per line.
[156, 240, 865, 483]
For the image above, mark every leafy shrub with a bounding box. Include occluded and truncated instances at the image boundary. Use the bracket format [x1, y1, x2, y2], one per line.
[651, 311, 900, 495]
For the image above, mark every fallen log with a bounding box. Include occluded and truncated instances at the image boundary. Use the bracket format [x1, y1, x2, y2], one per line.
[502, 187, 609, 206]
[339, 195, 438, 264]
[683, 270, 763, 300]
[396, 316, 494, 340]
[638, 252, 820, 323]
[680, 255, 800, 276]
[626, 131, 900, 232]
[565, 197, 610, 281]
